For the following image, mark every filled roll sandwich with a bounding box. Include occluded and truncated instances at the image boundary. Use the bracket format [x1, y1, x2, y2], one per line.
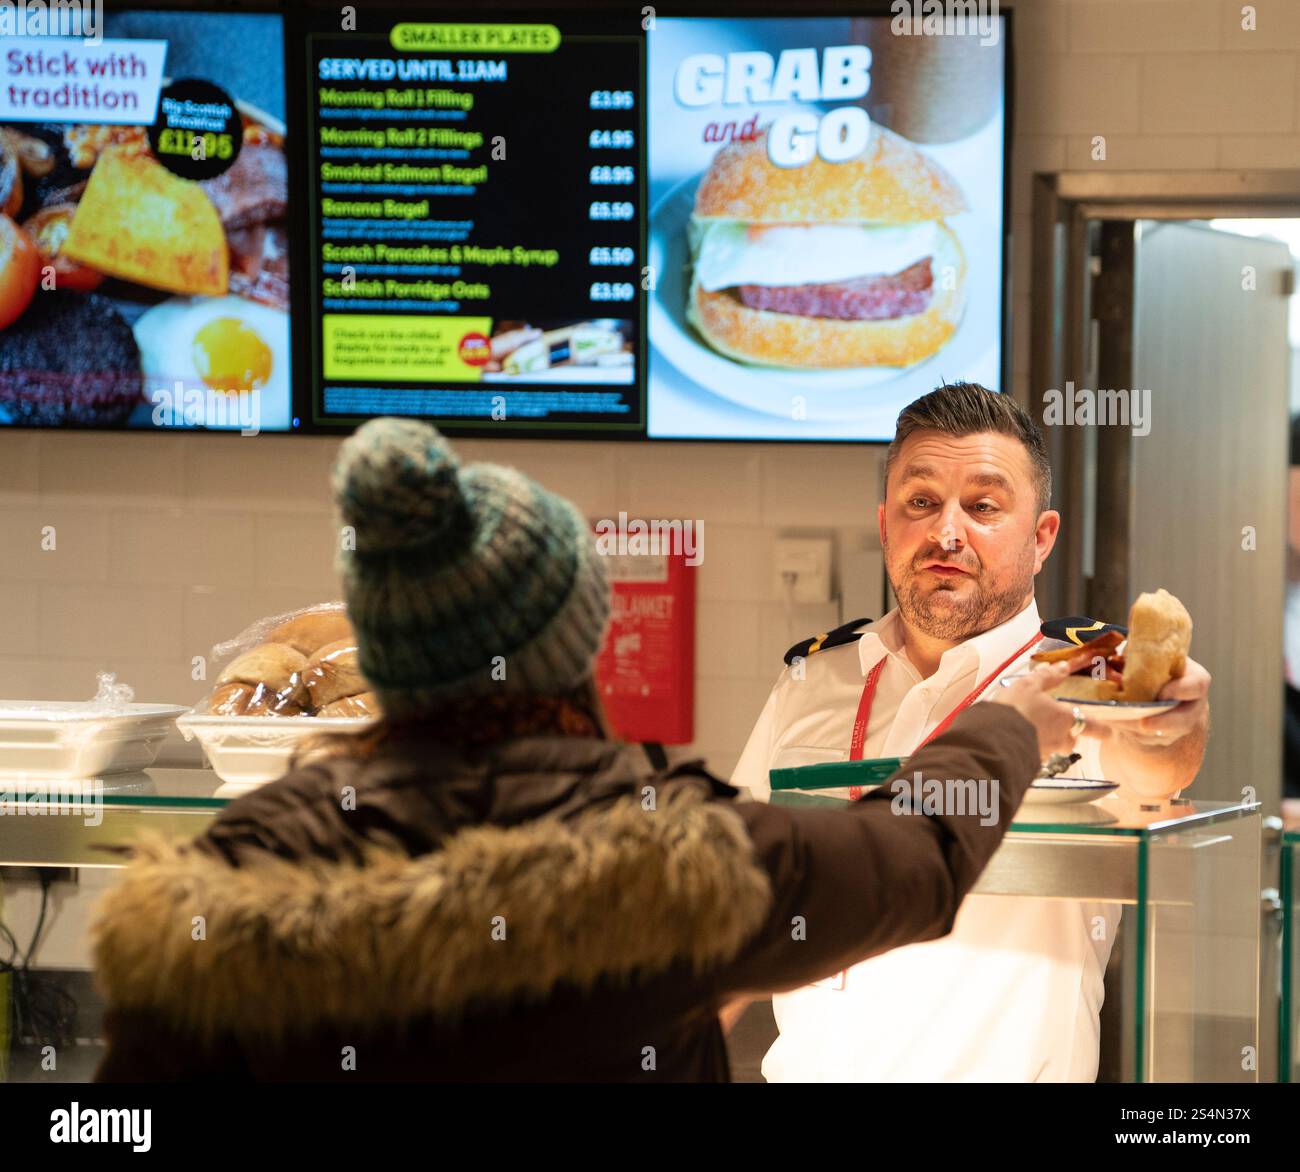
[687, 125, 967, 369]
[1031, 588, 1193, 703]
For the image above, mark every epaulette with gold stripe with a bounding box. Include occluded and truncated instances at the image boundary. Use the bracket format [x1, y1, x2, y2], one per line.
[1040, 615, 1127, 644]
[783, 617, 872, 665]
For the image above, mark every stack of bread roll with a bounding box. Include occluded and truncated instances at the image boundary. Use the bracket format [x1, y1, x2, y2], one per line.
[206, 610, 379, 719]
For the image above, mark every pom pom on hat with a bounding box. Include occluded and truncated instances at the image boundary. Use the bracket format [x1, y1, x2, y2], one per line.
[332, 417, 473, 557]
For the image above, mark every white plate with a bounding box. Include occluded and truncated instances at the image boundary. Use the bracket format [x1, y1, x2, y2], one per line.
[998, 673, 1178, 722]
[1059, 696, 1179, 722]
[1022, 778, 1118, 806]
[647, 175, 998, 423]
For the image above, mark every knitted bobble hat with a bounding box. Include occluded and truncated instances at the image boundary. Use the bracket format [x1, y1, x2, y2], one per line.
[331, 417, 610, 716]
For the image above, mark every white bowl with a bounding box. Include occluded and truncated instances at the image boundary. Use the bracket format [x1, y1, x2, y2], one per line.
[176, 713, 377, 789]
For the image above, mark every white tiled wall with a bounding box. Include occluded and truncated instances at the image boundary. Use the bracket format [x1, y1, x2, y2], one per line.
[0, 430, 882, 782]
[1006, 0, 1300, 410]
[3, 0, 1300, 783]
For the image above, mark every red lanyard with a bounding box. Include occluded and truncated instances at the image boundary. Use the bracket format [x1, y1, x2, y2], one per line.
[849, 631, 1044, 761]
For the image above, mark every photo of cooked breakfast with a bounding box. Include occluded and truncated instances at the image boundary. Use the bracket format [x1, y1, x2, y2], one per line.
[482, 319, 634, 380]
[646, 15, 1006, 440]
[0, 11, 289, 431]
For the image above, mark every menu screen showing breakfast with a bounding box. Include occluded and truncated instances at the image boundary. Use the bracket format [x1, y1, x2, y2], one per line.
[0, 10, 291, 432]
[0, 10, 1012, 444]
[305, 17, 645, 434]
[646, 14, 1007, 441]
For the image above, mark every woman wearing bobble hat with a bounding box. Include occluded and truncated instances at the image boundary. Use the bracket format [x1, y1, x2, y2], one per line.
[91, 417, 1092, 1082]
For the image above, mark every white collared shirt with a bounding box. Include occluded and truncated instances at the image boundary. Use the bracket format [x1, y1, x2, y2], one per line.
[732, 598, 1119, 1082]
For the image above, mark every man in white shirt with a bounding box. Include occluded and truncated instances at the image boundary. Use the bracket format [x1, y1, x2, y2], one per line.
[732, 381, 1211, 1081]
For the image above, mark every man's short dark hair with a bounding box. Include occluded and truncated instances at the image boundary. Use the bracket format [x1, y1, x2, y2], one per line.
[882, 382, 1053, 516]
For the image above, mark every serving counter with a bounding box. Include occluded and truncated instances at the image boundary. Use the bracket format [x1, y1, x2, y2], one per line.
[0, 771, 1264, 1083]
[775, 788, 1263, 1082]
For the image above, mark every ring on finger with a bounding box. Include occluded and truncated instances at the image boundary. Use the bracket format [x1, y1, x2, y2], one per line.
[1071, 706, 1087, 738]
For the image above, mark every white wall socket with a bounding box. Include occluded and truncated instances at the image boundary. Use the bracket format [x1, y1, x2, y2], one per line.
[773, 537, 833, 604]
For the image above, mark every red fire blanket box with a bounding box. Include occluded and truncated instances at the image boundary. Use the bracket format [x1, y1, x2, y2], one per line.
[592, 531, 696, 745]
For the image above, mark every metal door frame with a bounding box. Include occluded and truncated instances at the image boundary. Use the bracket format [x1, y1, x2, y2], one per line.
[1029, 170, 1300, 620]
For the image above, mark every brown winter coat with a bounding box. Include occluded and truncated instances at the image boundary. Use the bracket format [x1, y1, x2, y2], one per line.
[91, 703, 1040, 1081]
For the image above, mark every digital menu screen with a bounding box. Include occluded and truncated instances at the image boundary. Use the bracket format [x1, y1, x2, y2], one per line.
[0, 9, 291, 431]
[304, 15, 645, 433]
[0, 5, 1010, 443]
[646, 13, 1007, 440]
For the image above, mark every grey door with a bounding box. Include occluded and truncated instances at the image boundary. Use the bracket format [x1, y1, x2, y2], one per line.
[1129, 220, 1292, 807]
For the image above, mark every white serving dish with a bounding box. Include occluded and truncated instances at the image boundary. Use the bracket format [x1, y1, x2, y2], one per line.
[0, 702, 187, 780]
[176, 713, 377, 793]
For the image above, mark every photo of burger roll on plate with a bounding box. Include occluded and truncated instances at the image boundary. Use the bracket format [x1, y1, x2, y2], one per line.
[1031, 588, 1192, 703]
[687, 125, 967, 369]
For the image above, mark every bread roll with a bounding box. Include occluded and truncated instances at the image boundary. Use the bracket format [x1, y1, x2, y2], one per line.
[319, 691, 379, 719]
[1044, 588, 1192, 704]
[302, 639, 366, 709]
[266, 611, 355, 657]
[216, 642, 308, 705]
[208, 681, 257, 716]
[1119, 589, 1192, 702]
[207, 679, 307, 717]
[241, 688, 275, 716]
[251, 685, 307, 717]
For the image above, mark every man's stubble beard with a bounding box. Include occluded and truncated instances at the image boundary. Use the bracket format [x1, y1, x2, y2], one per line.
[886, 538, 1038, 641]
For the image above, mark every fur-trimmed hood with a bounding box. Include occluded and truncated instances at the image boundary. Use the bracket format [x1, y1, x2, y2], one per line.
[92, 784, 774, 1044]
[91, 707, 1047, 1081]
